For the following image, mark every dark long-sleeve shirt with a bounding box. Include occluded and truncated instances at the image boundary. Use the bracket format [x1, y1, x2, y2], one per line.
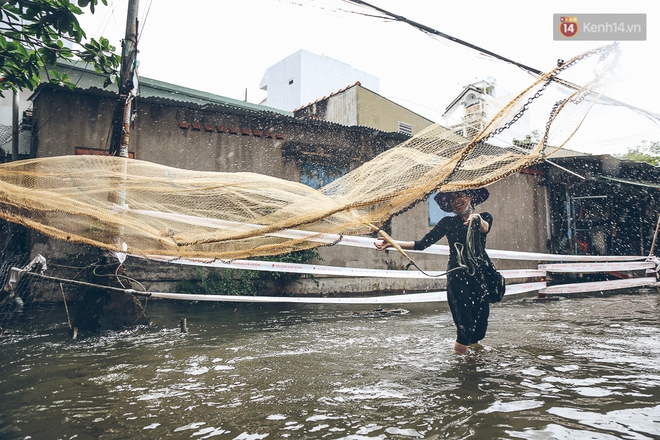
[413, 212, 493, 269]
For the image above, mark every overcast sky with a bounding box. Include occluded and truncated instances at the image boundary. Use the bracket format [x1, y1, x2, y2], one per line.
[77, 0, 660, 155]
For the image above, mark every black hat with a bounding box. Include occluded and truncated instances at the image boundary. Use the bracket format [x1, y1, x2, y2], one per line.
[434, 188, 490, 213]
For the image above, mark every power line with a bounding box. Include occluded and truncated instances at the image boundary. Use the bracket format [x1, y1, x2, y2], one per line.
[345, 0, 545, 76]
[344, 0, 660, 127]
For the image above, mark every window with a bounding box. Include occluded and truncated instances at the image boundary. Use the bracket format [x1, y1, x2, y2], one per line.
[428, 192, 453, 226]
[300, 163, 347, 189]
[398, 121, 412, 136]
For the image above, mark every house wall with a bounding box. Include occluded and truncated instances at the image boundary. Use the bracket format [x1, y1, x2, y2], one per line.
[133, 105, 291, 175]
[259, 49, 380, 111]
[31, 87, 116, 158]
[31, 86, 399, 173]
[486, 173, 549, 264]
[322, 87, 359, 127]
[356, 87, 434, 135]
[294, 85, 434, 136]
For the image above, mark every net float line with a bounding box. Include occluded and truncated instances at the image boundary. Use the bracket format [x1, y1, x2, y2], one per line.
[127, 211, 648, 263]
[135, 253, 546, 279]
[134, 281, 550, 304]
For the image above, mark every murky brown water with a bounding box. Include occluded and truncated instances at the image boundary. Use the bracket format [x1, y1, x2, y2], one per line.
[1, 291, 660, 439]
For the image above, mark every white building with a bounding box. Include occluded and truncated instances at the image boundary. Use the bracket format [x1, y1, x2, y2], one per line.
[442, 77, 531, 146]
[259, 49, 380, 111]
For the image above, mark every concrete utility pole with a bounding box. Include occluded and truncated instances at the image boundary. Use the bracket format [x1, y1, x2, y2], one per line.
[11, 90, 19, 161]
[109, 0, 139, 157]
[76, 0, 151, 333]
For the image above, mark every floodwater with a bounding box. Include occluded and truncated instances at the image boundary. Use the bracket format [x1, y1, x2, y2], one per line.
[1, 291, 660, 440]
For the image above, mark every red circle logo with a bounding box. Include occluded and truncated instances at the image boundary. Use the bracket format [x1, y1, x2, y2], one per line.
[559, 17, 579, 38]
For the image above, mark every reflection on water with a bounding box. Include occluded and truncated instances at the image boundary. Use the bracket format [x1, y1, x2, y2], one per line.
[1, 292, 660, 439]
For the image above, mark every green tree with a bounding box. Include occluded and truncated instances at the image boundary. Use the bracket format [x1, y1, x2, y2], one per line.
[615, 140, 660, 166]
[512, 129, 541, 149]
[0, 0, 120, 96]
[178, 249, 322, 297]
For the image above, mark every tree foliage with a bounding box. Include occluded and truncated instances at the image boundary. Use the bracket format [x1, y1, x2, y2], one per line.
[615, 140, 660, 166]
[512, 129, 541, 149]
[177, 249, 322, 297]
[0, 0, 121, 96]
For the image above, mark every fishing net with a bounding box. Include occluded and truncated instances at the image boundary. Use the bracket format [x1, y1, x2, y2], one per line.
[0, 44, 620, 260]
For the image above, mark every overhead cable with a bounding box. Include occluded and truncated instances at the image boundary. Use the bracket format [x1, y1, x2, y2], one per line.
[344, 0, 660, 125]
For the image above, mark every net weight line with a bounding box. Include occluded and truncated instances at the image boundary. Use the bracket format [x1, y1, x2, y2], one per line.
[4, 253, 657, 304]
[8, 270, 548, 304]
[8, 270, 657, 304]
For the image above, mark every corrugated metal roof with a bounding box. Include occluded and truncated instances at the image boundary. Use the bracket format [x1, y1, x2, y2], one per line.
[37, 61, 413, 136]
[599, 175, 660, 189]
[547, 147, 590, 158]
[138, 77, 292, 117]
[50, 60, 293, 117]
[550, 153, 660, 188]
[32, 81, 409, 142]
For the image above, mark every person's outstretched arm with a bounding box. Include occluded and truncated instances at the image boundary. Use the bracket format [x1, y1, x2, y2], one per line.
[374, 239, 415, 251]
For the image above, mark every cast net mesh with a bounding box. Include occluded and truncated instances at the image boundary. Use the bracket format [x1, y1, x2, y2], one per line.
[0, 45, 619, 260]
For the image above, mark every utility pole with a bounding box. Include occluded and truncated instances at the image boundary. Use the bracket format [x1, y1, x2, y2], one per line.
[109, 0, 139, 157]
[78, 0, 150, 333]
[11, 90, 19, 161]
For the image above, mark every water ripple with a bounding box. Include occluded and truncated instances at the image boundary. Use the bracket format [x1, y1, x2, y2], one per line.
[1, 294, 659, 439]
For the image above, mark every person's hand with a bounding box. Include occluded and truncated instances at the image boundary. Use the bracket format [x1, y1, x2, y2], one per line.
[465, 213, 489, 232]
[464, 213, 481, 226]
[374, 238, 391, 251]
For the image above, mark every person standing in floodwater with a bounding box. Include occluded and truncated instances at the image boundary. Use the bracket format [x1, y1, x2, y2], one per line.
[375, 188, 493, 354]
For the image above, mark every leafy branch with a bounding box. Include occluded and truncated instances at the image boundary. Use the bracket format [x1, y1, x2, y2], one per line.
[0, 0, 121, 96]
[178, 249, 323, 297]
[615, 140, 660, 166]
